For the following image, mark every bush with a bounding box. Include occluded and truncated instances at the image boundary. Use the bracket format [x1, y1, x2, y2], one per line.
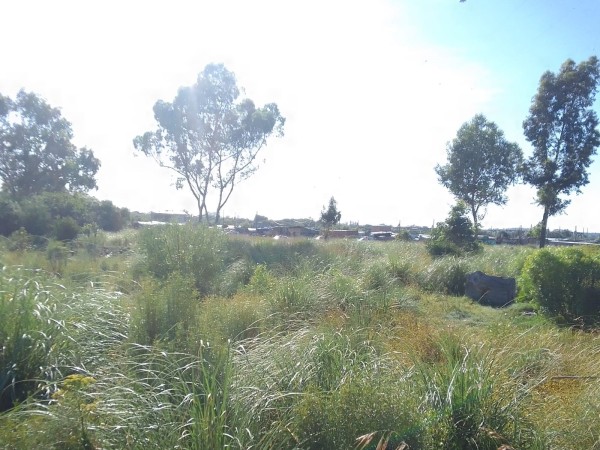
[95, 200, 129, 231]
[0, 195, 21, 236]
[519, 247, 600, 325]
[20, 198, 52, 237]
[428, 202, 481, 257]
[53, 216, 80, 241]
[395, 229, 413, 241]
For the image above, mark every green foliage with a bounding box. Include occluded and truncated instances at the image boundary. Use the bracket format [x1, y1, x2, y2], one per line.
[395, 229, 413, 241]
[246, 263, 276, 295]
[2, 192, 129, 242]
[53, 216, 81, 241]
[415, 338, 537, 450]
[294, 377, 422, 450]
[522, 57, 600, 247]
[129, 273, 199, 346]
[187, 341, 234, 450]
[428, 202, 481, 257]
[19, 197, 52, 237]
[2, 232, 599, 449]
[46, 239, 69, 273]
[137, 224, 226, 296]
[271, 275, 316, 316]
[95, 200, 129, 232]
[219, 258, 255, 297]
[8, 227, 32, 251]
[245, 238, 318, 273]
[50, 374, 98, 449]
[133, 63, 285, 223]
[519, 247, 600, 325]
[436, 114, 522, 226]
[0, 90, 100, 199]
[527, 222, 545, 239]
[29, 191, 94, 226]
[320, 196, 342, 235]
[419, 256, 468, 295]
[0, 267, 66, 411]
[0, 194, 21, 236]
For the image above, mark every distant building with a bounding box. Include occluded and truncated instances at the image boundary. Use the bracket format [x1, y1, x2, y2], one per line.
[370, 225, 392, 233]
[271, 225, 319, 237]
[150, 211, 191, 223]
[328, 229, 359, 239]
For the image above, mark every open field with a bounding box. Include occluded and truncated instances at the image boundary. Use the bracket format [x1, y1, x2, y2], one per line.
[1, 225, 599, 449]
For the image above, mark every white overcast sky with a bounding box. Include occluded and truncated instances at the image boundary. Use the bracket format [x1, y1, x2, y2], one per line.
[2, 0, 600, 231]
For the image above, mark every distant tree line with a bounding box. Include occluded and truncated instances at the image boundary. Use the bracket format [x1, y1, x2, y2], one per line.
[0, 191, 130, 241]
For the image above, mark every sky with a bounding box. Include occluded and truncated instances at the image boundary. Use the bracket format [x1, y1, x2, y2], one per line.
[2, 0, 600, 231]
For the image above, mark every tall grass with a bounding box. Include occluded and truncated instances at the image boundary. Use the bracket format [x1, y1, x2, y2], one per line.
[0, 266, 71, 411]
[413, 336, 543, 449]
[136, 224, 226, 296]
[2, 234, 600, 449]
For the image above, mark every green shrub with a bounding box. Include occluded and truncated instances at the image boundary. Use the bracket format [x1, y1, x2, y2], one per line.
[427, 239, 463, 257]
[20, 198, 52, 237]
[0, 195, 21, 236]
[324, 269, 362, 310]
[95, 200, 129, 231]
[428, 202, 481, 257]
[519, 247, 600, 325]
[231, 328, 396, 448]
[395, 229, 413, 241]
[196, 294, 266, 346]
[246, 264, 276, 295]
[53, 216, 81, 241]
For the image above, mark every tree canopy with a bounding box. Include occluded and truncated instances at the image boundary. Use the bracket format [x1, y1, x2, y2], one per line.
[0, 90, 100, 199]
[522, 56, 600, 247]
[133, 63, 285, 223]
[428, 201, 480, 256]
[320, 196, 341, 237]
[435, 114, 522, 228]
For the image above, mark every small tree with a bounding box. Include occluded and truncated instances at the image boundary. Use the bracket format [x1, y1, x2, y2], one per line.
[134, 64, 285, 224]
[320, 197, 341, 238]
[427, 202, 480, 256]
[435, 114, 522, 228]
[522, 56, 600, 248]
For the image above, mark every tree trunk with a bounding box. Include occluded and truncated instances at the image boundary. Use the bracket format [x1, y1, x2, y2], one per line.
[471, 205, 479, 231]
[539, 206, 549, 248]
[197, 198, 204, 223]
